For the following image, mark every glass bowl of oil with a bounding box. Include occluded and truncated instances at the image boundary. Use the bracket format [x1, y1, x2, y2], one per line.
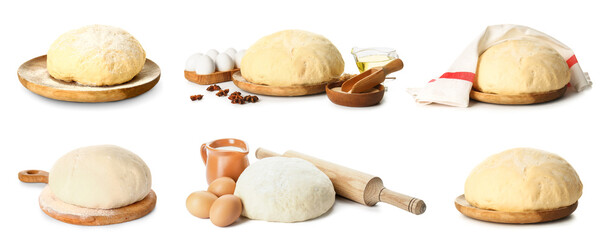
[351, 47, 399, 73]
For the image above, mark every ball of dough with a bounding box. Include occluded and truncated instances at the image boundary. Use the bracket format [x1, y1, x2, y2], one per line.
[240, 30, 344, 86]
[47, 25, 146, 86]
[474, 40, 570, 94]
[49, 145, 152, 209]
[465, 148, 582, 212]
[234, 157, 335, 222]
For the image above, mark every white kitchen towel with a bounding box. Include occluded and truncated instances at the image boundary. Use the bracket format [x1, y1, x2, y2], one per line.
[408, 24, 592, 107]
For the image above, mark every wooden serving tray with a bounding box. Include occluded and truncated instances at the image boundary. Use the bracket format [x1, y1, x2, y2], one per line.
[184, 68, 240, 85]
[232, 71, 335, 96]
[454, 194, 577, 224]
[18, 55, 161, 103]
[470, 86, 567, 105]
[19, 170, 156, 226]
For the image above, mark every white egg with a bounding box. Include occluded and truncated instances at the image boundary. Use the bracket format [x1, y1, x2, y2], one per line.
[206, 49, 219, 61]
[215, 53, 235, 72]
[185, 53, 205, 71]
[195, 55, 216, 75]
[235, 50, 246, 68]
[224, 48, 237, 60]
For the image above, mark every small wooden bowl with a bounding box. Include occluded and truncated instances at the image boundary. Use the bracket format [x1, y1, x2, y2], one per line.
[470, 86, 567, 105]
[325, 82, 385, 107]
[454, 194, 577, 224]
[184, 68, 240, 85]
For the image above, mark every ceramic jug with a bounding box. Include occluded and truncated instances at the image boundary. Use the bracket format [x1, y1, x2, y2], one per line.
[201, 138, 250, 184]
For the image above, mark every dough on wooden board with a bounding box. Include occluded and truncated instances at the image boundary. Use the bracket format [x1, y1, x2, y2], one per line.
[47, 25, 146, 86]
[465, 148, 582, 212]
[49, 145, 152, 209]
[474, 40, 570, 94]
[234, 157, 335, 222]
[240, 30, 344, 86]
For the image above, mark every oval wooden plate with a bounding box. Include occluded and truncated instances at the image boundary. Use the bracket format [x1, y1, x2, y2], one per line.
[454, 194, 577, 224]
[184, 68, 240, 85]
[18, 55, 161, 103]
[469, 86, 567, 105]
[19, 170, 156, 226]
[232, 71, 334, 96]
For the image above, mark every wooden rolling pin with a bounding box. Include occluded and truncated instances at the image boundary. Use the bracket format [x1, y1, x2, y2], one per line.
[256, 148, 426, 215]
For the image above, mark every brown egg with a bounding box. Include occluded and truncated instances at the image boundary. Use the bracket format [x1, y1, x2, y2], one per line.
[208, 177, 236, 197]
[186, 191, 218, 219]
[209, 194, 242, 227]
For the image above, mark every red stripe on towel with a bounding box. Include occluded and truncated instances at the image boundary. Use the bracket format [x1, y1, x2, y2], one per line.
[428, 72, 475, 83]
[567, 55, 578, 68]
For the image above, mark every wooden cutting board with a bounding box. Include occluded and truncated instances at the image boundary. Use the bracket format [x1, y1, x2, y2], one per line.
[232, 71, 337, 96]
[18, 55, 161, 103]
[454, 194, 577, 224]
[19, 170, 156, 226]
[470, 86, 567, 105]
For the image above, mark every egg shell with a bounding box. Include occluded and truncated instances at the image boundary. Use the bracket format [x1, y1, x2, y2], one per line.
[235, 50, 246, 68]
[224, 48, 237, 61]
[215, 53, 235, 72]
[206, 49, 219, 61]
[208, 177, 236, 197]
[210, 195, 242, 227]
[186, 191, 218, 219]
[195, 55, 216, 75]
[185, 53, 205, 71]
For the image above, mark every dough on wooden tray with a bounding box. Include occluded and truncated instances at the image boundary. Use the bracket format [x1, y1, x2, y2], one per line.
[474, 40, 570, 94]
[240, 30, 344, 87]
[234, 157, 335, 222]
[47, 25, 146, 86]
[465, 148, 582, 212]
[49, 145, 152, 209]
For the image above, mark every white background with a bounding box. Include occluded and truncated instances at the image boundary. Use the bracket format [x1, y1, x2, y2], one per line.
[1, 0, 604, 239]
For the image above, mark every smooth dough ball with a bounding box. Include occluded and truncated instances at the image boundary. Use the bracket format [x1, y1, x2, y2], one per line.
[47, 25, 146, 86]
[465, 148, 582, 212]
[240, 30, 344, 86]
[474, 40, 570, 94]
[234, 157, 335, 222]
[49, 145, 152, 209]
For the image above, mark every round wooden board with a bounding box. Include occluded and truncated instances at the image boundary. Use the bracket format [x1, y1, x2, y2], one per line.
[184, 69, 239, 85]
[469, 86, 567, 105]
[454, 194, 577, 224]
[18, 55, 161, 102]
[39, 186, 156, 226]
[232, 71, 332, 96]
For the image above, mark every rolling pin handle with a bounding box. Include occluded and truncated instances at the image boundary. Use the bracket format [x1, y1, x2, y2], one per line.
[379, 188, 426, 215]
[18, 170, 49, 184]
[255, 148, 281, 159]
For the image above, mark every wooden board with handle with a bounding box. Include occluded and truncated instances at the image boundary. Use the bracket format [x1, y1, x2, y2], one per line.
[255, 148, 426, 215]
[19, 170, 156, 226]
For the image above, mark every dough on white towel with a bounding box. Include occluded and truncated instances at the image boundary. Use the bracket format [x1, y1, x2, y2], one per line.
[234, 157, 335, 222]
[474, 40, 570, 94]
[465, 148, 582, 212]
[49, 145, 152, 209]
